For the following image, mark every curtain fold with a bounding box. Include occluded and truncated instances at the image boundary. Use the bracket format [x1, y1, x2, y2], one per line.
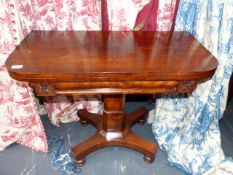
[101, 0, 109, 31]
[134, 0, 159, 31]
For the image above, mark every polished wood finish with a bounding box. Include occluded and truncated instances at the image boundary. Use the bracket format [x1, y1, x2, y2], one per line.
[29, 80, 197, 96]
[5, 31, 218, 166]
[72, 95, 156, 166]
[6, 31, 217, 83]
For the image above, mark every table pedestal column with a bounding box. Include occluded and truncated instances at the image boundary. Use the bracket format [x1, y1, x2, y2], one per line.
[71, 95, 157, 167]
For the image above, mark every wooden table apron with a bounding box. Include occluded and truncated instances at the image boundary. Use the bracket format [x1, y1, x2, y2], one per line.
[5, 31, 218, 167]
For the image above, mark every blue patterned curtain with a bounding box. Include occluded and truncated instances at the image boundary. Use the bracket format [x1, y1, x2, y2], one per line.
[151, 0, 233, 174]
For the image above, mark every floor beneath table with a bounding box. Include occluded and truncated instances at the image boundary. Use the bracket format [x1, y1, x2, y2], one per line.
[0, 101, 233, 175]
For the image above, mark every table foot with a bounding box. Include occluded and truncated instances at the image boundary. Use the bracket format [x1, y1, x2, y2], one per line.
[138, 118, 146, 125]
[123, 130, 157, 163]
[75, 158, 85, 167]
[71, 132, 107, 167]
[78, 109, 101, 128]
[80, 119, 88, 126]
[144, 154, 155, 163]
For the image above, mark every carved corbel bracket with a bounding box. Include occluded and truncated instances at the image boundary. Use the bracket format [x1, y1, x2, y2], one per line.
[30, 83, 55, 96]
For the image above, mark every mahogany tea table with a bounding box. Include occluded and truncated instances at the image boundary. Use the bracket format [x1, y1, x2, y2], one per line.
[6, 31, 218, 167]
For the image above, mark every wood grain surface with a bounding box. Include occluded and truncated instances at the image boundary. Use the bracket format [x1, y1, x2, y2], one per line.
[6, 31, 218, 83]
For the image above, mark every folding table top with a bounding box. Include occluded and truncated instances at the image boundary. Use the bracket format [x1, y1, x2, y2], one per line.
[6, 31, 218, 83]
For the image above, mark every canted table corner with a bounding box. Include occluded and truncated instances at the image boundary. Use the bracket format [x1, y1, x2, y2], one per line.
[6, 31, 218, 167]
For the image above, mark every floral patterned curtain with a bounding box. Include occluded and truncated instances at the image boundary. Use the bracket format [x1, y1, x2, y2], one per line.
[0, 0, 177, 152]
[0, 0, 49, 152]
[151, 0, 233, 174]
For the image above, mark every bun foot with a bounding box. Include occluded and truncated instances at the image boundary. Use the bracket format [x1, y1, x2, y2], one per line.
[138, 118, 145, 125]
[80, 119, 88, 126]
[75, 158, 85, 167]
[143, 154, 154, 163]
